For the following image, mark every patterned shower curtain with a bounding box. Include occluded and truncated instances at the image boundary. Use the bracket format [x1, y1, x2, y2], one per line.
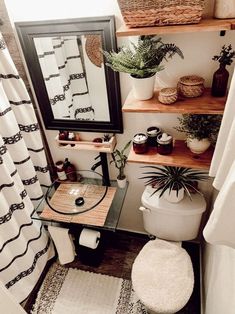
[0, 33, 52, 302]
[34, 36, 95, 120]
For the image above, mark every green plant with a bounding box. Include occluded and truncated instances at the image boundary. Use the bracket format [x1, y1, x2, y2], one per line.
[140, 166, 208, 200]
[110, 141, 131, 180]
[102, 36, 183, 78]
[212, 44, 235, 66]
[175, 114, 222, 143]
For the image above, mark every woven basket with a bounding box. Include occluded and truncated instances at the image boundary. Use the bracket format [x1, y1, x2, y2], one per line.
[178, 75, 205, 98]
[117, 0, 205, 28]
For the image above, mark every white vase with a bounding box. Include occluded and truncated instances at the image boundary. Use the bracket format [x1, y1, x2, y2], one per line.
[214, 0, 235, 18]
[187, 138, 211, 154]
[131, 74, 156, 100]
[117, 177, 127, 189]
[163, 188, 184, 203]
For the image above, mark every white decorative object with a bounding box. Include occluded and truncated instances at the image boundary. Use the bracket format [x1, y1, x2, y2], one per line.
[79, 228, 100, 249]
[141, 186, 207, 241]
[214, 0, 235, 18]
[187, 138, 211, 154]
[117, 177, 127, 189]
[163, 187, 185, 203]
[131, 74, 156, 100]
[132, 239, 194, 314]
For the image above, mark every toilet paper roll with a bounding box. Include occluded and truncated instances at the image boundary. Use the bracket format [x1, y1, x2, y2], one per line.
[79, 228, 100, 249]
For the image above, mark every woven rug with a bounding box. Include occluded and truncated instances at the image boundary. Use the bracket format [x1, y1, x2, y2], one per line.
[31, 263, 147, 314]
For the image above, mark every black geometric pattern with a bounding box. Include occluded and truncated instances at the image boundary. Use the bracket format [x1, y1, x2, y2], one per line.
[0, 73, 20, 79]
[0, 189, 27, 225]
[9, 100, 32, 106]
[0, 107, 12, 116]
[74, 106, 95, 119]
[0, 144, 7, 156]
[0, 225, 43, 272]
[0, 181, 14, 192]
[5, 237, 51, 289]
[27, 147, 44, 153]
[34, 165, 49, 173]
[3, 131, 22, 145]
[14, 156, 31, 165]
[38, 51, 55, 58]
[18, 123, 39, 133]
[0, 221, 33, 254]
[0, 38, 6, 50]
[22, 175, 38, 186]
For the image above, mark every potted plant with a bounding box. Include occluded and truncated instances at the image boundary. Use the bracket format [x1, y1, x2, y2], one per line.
[140, 166, 208, 203]
[175, 114, 222, 154]
[102, 35, 183, 100]
[211, 44, 235, 97]
[110, 141, 131, 188]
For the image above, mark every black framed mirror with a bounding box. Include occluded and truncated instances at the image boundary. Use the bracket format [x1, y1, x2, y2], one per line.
[16, 16, 123, 133]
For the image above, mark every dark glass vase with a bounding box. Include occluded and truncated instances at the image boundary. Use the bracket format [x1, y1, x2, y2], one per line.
[211, 63, 229, 97]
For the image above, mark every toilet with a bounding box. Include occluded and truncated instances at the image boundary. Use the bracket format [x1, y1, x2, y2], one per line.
[131, 186, 206, 314]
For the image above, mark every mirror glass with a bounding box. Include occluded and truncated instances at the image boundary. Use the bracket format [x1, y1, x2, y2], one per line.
[16, 16, 123, 133]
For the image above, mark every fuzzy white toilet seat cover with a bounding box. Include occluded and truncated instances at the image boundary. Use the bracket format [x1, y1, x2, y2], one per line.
[131, 239, 194, 313]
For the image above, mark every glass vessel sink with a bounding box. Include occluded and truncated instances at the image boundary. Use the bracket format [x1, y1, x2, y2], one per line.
[46, 170, 108, 215]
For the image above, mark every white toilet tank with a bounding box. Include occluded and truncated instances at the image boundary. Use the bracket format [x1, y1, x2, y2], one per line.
[140, 186, 207, 241]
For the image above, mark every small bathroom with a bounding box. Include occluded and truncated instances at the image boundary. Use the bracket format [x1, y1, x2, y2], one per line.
[1, 0, 235, 313]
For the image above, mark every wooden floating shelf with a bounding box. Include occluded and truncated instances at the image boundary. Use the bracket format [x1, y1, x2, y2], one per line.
[122, 88, 226, 114]
[128, 140, 213, 169]
[116, 17, 235, 37]
[55, 135, 116, 153]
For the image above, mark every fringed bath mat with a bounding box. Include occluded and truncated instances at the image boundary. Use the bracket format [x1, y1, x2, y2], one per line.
[31, 263, 147, 314]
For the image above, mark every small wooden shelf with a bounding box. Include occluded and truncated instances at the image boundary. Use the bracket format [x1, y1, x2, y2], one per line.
[128, 140, 213, 169]
[116, 17, 235, 37]
[55, 135, 116, 153]
[122, 88, 226, 114]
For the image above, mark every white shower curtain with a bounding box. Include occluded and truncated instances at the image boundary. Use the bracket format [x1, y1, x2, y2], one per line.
[203, 66, 235, 247]
[0, 33, 52, 302]
[34, 36, 95, 120]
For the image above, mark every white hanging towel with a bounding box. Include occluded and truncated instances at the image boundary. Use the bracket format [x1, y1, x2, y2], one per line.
[203, 160, 235, 247]
[209, 66, 235, 190]
[48, 226, 76, 265]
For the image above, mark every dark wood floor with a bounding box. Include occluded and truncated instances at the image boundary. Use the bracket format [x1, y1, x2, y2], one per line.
[24, 230, 201, 313]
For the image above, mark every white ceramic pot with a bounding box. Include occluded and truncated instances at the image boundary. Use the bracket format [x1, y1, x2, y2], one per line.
[163, 188, 184, 203]
[187, 138, 211, 154]
[214, 0, 235, 18]
[131, 74, 156, 100]
[117, 177, 127, 189]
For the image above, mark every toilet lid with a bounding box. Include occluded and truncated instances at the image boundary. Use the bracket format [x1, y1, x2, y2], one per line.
[131, 239, 194, 313]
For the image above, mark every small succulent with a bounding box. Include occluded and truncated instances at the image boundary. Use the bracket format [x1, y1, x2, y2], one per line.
[212, 44, 235, 66]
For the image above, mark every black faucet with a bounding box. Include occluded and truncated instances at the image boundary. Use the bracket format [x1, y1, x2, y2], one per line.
[91, 153, 110, 186]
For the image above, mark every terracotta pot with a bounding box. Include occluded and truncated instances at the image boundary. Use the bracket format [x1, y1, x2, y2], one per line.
[187, 138, 211, 154]
[131, 74, 156, 100]
[163, 188, 184, 203]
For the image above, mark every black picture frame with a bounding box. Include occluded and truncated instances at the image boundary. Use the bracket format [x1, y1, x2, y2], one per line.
[15, 16, 123, 133]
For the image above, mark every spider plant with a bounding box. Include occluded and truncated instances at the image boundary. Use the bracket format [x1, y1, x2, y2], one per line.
[140, 166, 208, 200]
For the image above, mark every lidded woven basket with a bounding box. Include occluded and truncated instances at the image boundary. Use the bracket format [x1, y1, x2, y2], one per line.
[117, 0, 205, 28]
[178, 75, 205, 98]
[158, 87, 178, 104]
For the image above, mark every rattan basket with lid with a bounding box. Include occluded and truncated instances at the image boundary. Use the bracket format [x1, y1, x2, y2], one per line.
[117, 0, 205, 28]
[178, 75, 205, 98]
[158, 87, 178, 104]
